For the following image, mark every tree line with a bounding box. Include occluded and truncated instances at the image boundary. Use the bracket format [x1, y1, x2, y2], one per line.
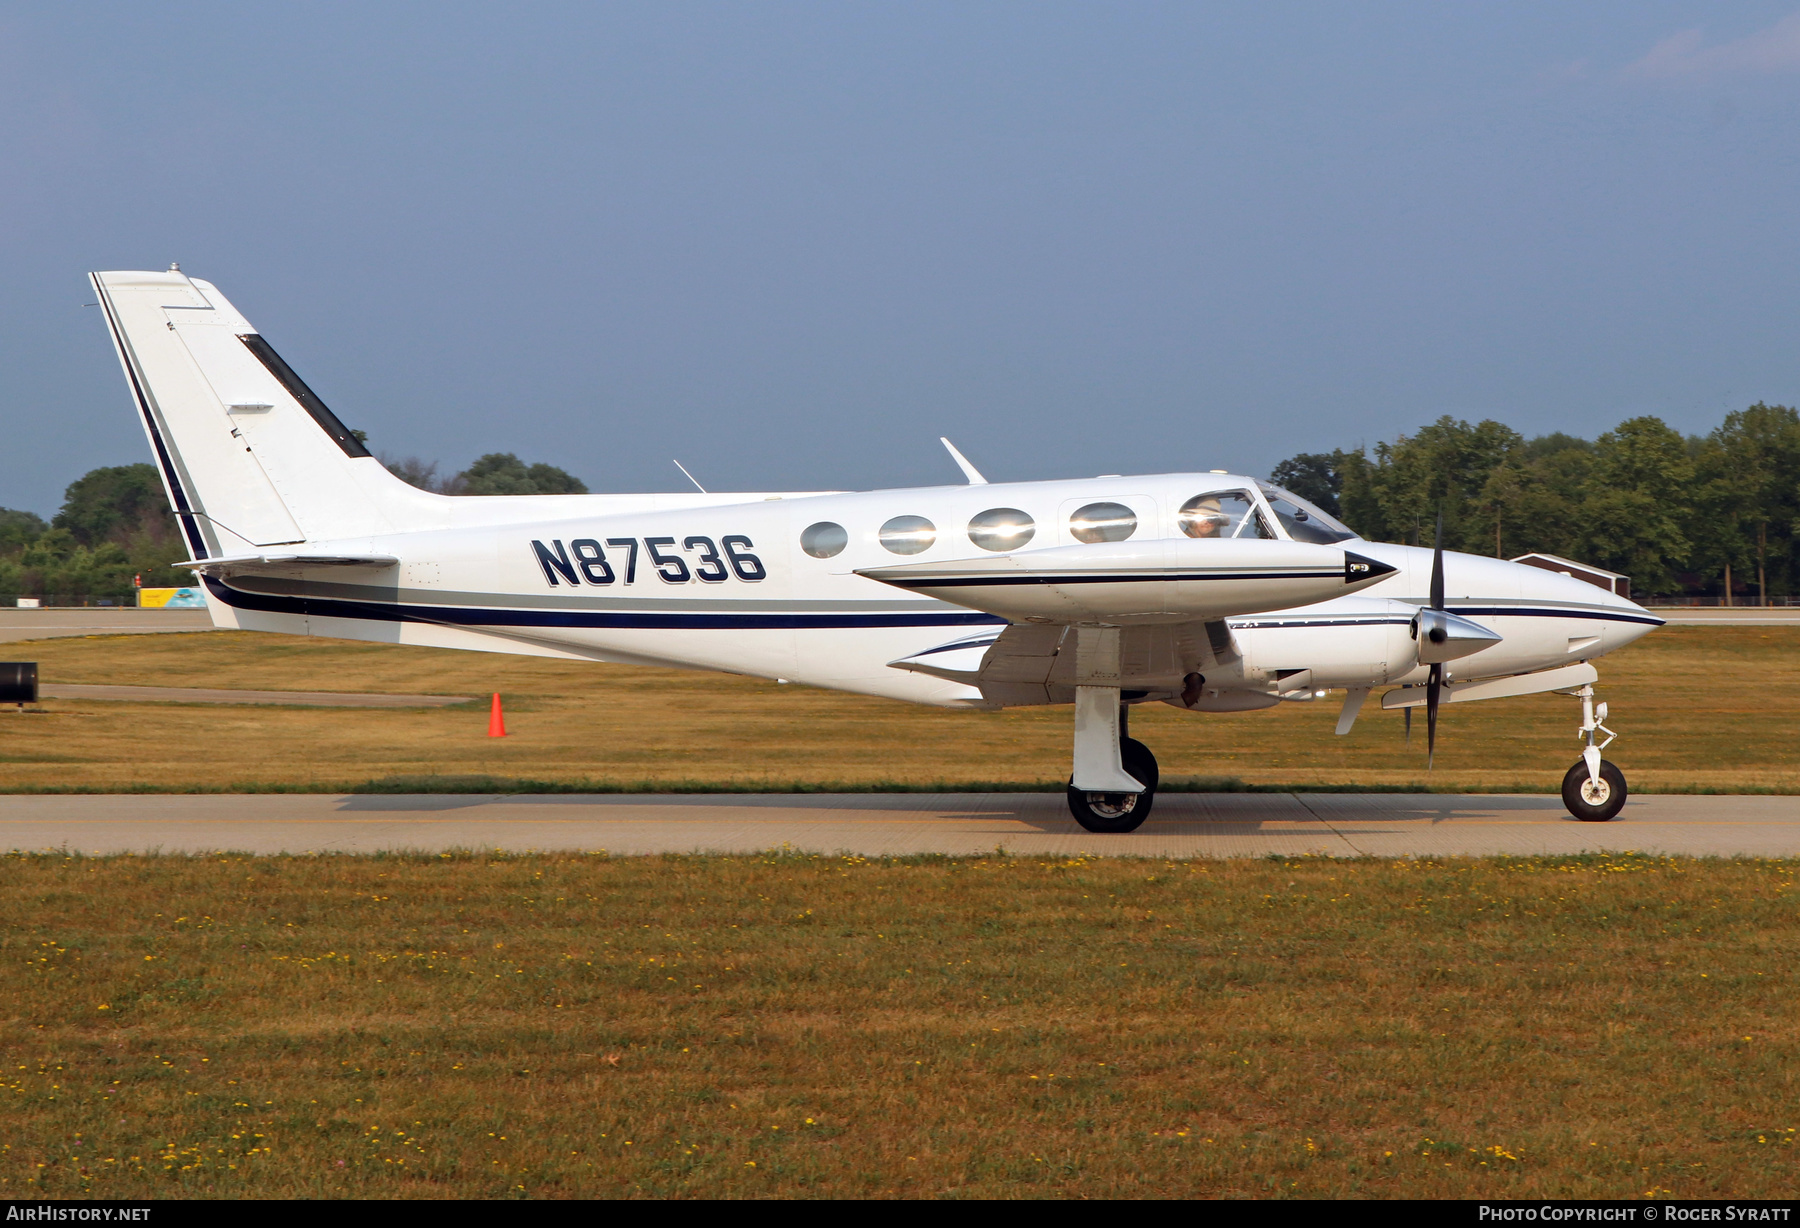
[9, 407, 1794, 603]
[1272, 404, 1800, 601]
[0, 453, 587, 603]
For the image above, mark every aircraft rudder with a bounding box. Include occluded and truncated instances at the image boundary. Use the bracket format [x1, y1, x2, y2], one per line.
[90, 269, 437, 552]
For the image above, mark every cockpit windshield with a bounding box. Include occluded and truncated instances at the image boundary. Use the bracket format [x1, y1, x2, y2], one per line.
[1178, 491, 1274, 540]
[1255, 483, 1361, 544]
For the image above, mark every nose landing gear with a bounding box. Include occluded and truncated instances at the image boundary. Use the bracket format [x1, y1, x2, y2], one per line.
[1562, 684, 1626, 822]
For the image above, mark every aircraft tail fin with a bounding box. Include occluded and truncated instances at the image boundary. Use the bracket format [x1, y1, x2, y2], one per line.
[90, 269, 437, 558]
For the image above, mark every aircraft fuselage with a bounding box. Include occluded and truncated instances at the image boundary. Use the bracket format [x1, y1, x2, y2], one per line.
[195, 472, 1660, 709]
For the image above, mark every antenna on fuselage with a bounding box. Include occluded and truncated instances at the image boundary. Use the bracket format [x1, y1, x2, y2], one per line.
[672, 459, 708, 494]
[939, 438, 988, 485]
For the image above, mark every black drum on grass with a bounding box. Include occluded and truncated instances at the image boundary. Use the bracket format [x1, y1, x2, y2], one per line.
[0, 663, 38, 704]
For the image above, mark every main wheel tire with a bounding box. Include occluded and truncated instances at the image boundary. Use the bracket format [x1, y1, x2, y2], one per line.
[1121, 738, 1159, 793]
[1067, 784, 1153, 832]
[1561, 759, 1627, 822]
[1067, 740, 1159, 833]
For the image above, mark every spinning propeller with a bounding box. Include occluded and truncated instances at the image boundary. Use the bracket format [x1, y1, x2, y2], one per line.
[1425, 511, 1446, 768]
[1406, 511, 1505, 767]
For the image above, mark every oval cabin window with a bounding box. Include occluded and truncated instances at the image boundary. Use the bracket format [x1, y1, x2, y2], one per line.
[967, 507, 1036, 552]
[878, 515, 937, 555]
[1069, 501, 1136, 544]
[800, 521, 848, 559]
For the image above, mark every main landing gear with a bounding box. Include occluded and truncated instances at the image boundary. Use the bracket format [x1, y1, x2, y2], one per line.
[1064, 626, 1161, 833]
[1068, 734, 1159, 833]
[1561, 683, 1626, 822]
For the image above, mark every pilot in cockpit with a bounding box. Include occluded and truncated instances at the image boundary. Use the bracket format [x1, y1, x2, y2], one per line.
[1180, 496, 1229, 538]
[1178, 495, 1233, 539]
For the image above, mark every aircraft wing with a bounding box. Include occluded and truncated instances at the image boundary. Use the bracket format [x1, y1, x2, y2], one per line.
[858, 538, 1393, 624]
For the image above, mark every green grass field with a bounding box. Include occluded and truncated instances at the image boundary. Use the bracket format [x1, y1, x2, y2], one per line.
[0, 624, 1795, 794]
[2, 851, 1793, 1199]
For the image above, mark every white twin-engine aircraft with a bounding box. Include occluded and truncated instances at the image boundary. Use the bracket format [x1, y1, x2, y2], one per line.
[92, 268, 1662, 831]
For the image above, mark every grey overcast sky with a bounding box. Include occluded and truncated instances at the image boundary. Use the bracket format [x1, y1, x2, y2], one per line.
[5, 2, 1800, 515]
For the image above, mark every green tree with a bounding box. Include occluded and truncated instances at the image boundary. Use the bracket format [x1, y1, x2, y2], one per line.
[1572, 417, 1693, 596]
[380, 454, 447, 493]
[453, 453, 589, 496]
[3, 527, 136, 601]
[1519, 433, 1593, 465]
[1686, 435, 1752, 603]
[1268, 451, 1347, 516]
[1708, 404, 1800, 602]
[1475, 462, 1524, 558]
[2, 467, 190, 599]
[1337, 416, 1522, 551]
[0, 507, 46, 552]
[1267, 403, 1800, 599]
[52, 463, 177, 547]
[1481, 439, 1593, 562]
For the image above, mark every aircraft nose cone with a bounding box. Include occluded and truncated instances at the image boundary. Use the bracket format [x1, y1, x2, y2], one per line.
[1344, 552, 1397, 584]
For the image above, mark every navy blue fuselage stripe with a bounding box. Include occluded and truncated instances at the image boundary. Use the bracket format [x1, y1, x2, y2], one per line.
[1236, 618, 1414, 629]
[206, 577, 1662, 634]
[97, 287, 208, 557]
[880, 569, 1343, 588]
[908, 637, 1000, 657]
[205, 578, 1006, 630]
[1235, 608, 1662, 629]
[1444, 606, 1664, 626]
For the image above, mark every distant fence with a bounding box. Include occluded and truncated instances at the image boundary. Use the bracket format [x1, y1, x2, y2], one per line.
[3, 594, 142, 608]
[3, 593, 207, 608]
[1644, 596, 1800, 608]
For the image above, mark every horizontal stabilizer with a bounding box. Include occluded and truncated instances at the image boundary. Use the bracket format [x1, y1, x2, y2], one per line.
[178, 552, 399, 575]
[1381, 662, 1598, 709]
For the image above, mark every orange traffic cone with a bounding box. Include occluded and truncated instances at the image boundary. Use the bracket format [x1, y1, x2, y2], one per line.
[487, 692, 508, 737]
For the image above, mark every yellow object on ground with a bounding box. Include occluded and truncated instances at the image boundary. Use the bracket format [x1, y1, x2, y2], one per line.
[137, 587, 205, 609]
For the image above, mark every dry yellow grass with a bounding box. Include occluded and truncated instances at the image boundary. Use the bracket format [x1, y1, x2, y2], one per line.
[1, 851, 1793, 1199]
[0, 624, 1795, 793]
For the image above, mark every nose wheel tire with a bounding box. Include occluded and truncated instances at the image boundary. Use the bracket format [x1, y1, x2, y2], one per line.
[1068, 739, 1159, 833]
[1561, 759, 1627, 822]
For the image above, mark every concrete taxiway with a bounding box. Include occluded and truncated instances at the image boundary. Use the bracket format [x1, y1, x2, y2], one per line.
[37, 684, 473, 707]
[1, 792, 1796, 858]
[1650, 607, 1800, 625]
[0, 608, 213, 642]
